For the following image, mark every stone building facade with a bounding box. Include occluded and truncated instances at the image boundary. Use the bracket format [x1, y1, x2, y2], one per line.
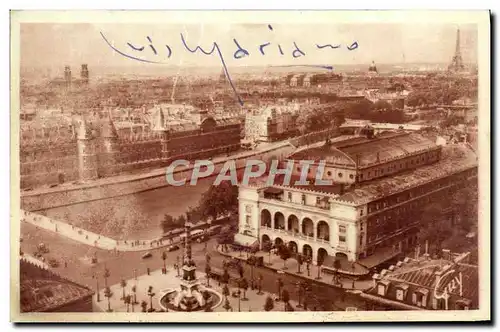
[20, 108, 241, 189]
[236, 129, 478, 270]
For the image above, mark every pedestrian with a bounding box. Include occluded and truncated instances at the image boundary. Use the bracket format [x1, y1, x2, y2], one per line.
[64, 261, 68, 268]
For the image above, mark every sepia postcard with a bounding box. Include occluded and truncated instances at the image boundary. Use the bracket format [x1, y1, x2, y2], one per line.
[10, 10, 490, 323]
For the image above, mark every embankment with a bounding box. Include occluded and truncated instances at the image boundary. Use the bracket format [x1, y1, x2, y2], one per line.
[20, 142, 296, 212]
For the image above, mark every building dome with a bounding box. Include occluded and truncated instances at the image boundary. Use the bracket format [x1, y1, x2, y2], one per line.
[368, 61, 378, 73]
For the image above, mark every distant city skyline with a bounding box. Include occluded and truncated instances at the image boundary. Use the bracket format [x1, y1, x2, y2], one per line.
[21, 23, 478, 74]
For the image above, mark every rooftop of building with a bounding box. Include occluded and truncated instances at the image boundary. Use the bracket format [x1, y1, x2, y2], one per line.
[367, 252, 479, 309]
[290, 131, 439, 168]
[19, 259, 94, 312]
[244, 143, 477, 204]
[335, 144, 477, 204]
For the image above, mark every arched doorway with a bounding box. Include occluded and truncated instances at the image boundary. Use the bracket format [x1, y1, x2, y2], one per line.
[302, 218, 314, 237]
[274, 237, 284, 247]
[287, 214, 299, 233]
[261, 234, 271, 245]
[261, 209, 271, 227]
[317, 220, 330, 241]
[274, 212, 285, 230]
[288, 241, 298, 253]
[317, 248, 329, 265]
[303, 244, 313, 260]
[335, 252, 348, 260]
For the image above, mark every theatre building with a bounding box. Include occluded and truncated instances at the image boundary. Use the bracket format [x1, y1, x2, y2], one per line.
[235, 128, 478, 273]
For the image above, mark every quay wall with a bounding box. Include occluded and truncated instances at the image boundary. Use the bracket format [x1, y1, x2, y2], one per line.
[20, 142, 296, 212]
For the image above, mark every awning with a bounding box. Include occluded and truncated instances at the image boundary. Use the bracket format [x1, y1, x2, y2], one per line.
[358, 247, 401, 269]
[234, 233, 259, 247]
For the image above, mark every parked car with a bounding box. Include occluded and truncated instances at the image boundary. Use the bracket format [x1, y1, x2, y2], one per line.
[166, 245, 180, 252]
[247, 255, 264, 267]
[48, 258, 59, 268]
[141, 252, 153, 259]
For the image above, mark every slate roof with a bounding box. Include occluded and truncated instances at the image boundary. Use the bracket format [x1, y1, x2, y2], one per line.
[366, 255, 479, 310]
[290, 132, 438, 167]
[335, 144, 477, 205]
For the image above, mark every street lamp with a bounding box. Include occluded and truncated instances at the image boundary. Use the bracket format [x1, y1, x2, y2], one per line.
[92, 273, 100, 302]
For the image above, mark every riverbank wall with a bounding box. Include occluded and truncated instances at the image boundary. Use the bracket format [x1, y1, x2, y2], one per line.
[20, 142, 296, 212]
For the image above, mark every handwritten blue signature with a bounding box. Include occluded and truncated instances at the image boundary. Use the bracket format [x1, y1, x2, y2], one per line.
[100, 25, 358, 106]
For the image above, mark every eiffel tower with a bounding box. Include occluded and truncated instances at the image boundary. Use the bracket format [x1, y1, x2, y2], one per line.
[448, 28, 465, 72]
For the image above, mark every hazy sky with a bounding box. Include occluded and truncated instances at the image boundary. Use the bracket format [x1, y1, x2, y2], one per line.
[20, 23, 478, 72]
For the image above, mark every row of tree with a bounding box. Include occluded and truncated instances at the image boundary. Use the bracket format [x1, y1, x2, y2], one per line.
[417, 184, 478, 255]
[161, 180, 239, 234]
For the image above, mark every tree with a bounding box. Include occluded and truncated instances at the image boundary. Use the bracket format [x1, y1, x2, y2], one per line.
[223, 297, 232, 312]
[203, 291, 212, 312]
[120, 278, 127, 300]
[161, 251, 167, 273]
[418, 202, 452, 252]
[278, 244, 291, 269]
[198, 181, 238, 222]
[147, 286, 155, 312]
[222, 269, 230, 286]
[316, 257, 324, 280]
[131, 285, 137, 304]
[262, 241, 273, 265]
[296, 282, 305, 308]
[264, 296, 274, 311]
[222, 284, 230, 302]
[176, 214, 187, 227]
[141, 300, 148, 312]
[296, 253, 304, 274]
[205, 264, 211, 287]
[237, 263, 244, 279]
[217, 231, 235, 253]
[124, 294, 131, 312]
[373, 100, 393, 111]
[103, 267, 110, 288]
[276, 277, 284, 301]
[160, 214, 175, 234]
[239, 278, 249, 300]
[281, 289, 290, 311]
[104, 286, 113, 312]
[333, 258, 342, 285]
[257, 274, 264, 295]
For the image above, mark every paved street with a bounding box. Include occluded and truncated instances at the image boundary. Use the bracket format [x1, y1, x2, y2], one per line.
[20, 222, 369, 311]
[94, 267, 304, 313]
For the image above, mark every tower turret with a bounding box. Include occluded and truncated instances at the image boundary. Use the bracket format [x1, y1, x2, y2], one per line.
[99, 110, 119, 176]
[80, 64, 89, 84]
[152, 108, 170, 159]
[76, 117, 98, 181]
[64, 65, 72, 89]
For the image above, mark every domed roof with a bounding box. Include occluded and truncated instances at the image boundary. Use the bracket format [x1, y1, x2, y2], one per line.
[368, 61, 378, 73]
